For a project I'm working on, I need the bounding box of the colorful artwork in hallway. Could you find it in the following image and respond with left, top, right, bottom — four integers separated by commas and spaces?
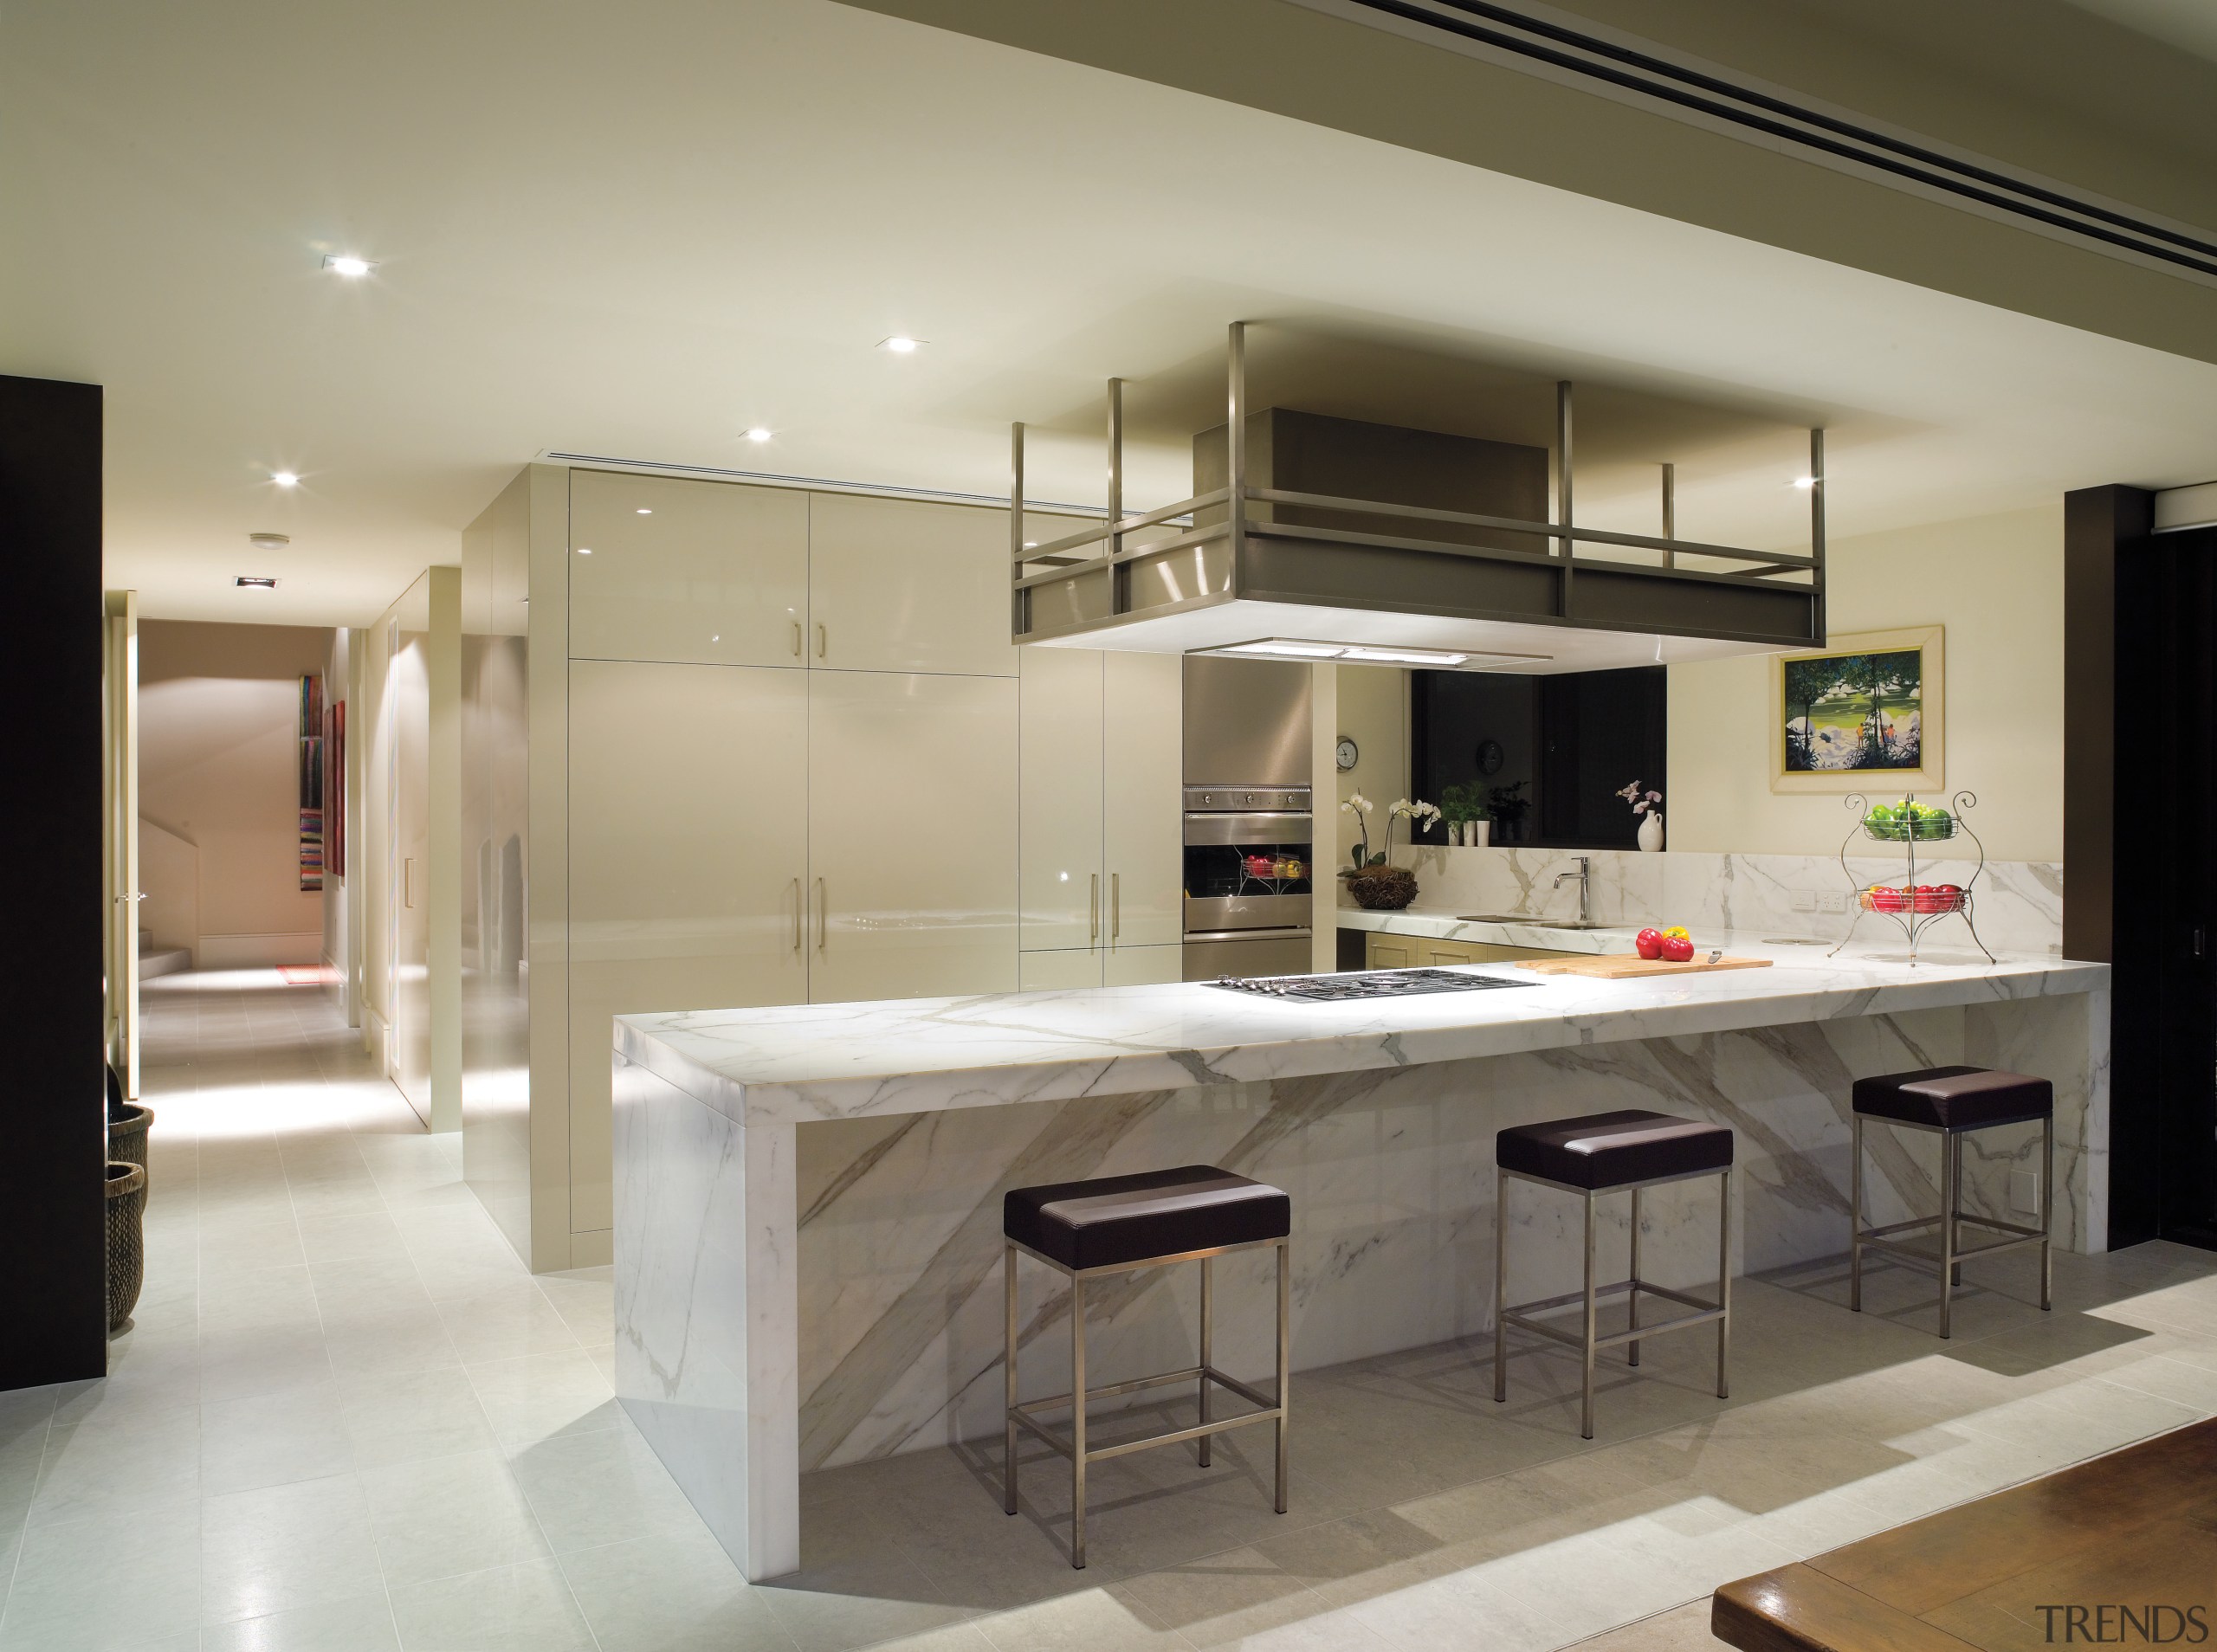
298, 672, 324, 890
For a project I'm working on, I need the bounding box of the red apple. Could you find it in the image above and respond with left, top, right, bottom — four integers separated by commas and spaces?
1634, 927, 1664, 960
1659, 935, 1696, 964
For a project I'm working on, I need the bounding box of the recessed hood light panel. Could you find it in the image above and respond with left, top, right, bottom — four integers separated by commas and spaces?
1196, 637, 1552, 670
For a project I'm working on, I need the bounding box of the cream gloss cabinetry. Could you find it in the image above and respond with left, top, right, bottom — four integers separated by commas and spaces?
806, 493, 1019, 677
566, 659, 810, 1230
1017, 647, 1183, 987
805, 671, 1018, 1004
568, 469, 808, 668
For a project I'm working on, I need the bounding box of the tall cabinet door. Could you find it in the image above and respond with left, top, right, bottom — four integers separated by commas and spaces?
808, 672, 1018, 1004
807, 494, 1018, 677
1019, 648, 1103, 956
1102, 650, 1184, 952
569, 470, 809, 669
567, 661, 808, 1232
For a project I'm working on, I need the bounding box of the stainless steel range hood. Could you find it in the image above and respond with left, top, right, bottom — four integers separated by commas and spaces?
1010, 324, 1826, 674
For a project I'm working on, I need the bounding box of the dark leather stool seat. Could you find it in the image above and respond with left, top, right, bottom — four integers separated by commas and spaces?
1003, 1164, 1290, 1568
1004, 1165, 1290, 1272
1852, 1066, 2052, 1132
1494, 1109, 1734, 1440
1497, 1110, 1734, 1191
1849, 1065, 2054, 1337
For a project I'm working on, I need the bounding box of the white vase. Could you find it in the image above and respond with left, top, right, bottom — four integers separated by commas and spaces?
1638, 811, 1664, 853
1470, 820, 1491, 848
1448, 822, 1465, 847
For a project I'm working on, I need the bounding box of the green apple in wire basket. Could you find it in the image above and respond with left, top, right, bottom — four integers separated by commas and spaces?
1862, 799, 1954, 839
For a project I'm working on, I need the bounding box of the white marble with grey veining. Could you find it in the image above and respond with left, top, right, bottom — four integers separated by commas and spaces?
1384, 843, 2063, 958
614, 945, 2108, 1579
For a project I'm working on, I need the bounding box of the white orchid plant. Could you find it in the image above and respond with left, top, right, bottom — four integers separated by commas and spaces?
1339, 791, 1376, 870
1342, 791, 1442, 871
1615, 780, 1663, 816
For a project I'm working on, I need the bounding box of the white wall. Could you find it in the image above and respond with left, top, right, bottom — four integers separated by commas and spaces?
138, 620, 334, 965
1331, 664, 1411, 868
1668, 502, 2064, 864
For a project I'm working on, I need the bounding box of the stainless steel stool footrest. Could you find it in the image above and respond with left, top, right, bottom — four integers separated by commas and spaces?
1009, 1365, 1284, 1466
1502, 1277, 1725, 1353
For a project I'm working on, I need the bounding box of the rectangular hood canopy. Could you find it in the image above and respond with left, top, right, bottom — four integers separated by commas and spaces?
1011, 324, 1826, 674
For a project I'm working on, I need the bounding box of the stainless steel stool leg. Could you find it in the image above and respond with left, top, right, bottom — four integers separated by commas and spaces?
1493, 1165, 1509, 1404
2040, 1114, 2054, 1312
1197, 1255, 1213, 1468
1849, 1113, 1864, 1313
1004, 1242, 1018, 1516
1070, 1274, 1088, 1568
1938, 1132, 1958, 1339
1580, 1189, 1598, 1442
1627, 1184, 1642, 1369
1716, 1166, 1732, 1400
1274, 1238, 1289, 1515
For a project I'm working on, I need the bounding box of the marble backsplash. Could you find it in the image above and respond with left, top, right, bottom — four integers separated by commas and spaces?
1384, 844, 2065, 958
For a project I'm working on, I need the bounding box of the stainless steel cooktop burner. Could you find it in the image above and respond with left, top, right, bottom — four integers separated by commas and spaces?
1208, 968, 1542, 1002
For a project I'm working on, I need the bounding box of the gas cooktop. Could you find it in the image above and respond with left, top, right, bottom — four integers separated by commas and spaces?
1208, 968, 1542, 1002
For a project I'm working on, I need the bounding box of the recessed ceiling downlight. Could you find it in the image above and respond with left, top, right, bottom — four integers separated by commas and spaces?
271, 471, 299, 487
236, 576, 279, 590
249, 531, 290, 552
878, 335, 923, 353
322, 254, 375, 277
743, 428, 773, 443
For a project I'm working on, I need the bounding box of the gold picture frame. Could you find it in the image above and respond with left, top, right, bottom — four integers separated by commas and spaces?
1770, 625, 1943, 794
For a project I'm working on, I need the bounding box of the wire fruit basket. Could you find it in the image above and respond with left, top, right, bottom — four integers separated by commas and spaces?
1831, 791, 1993, 965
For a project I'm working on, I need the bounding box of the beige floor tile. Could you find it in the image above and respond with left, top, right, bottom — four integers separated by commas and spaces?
508, 1423, 701, 1553
358, 1449, 553, 1587
332, 1366, 499, 1470
202, 1591, 403, 1651
973, 1584, 1185, 1652
558, 1524, 796, 1651
1565, 1599, 1727, 1649
29, 1402, 204, 1526
0, 1497, 204, 1652
465, 1349, 619, 1450
435, 1286, 581, 1364
201, 1384, 357, 1495
386, 1558, 597, 1652
1115, 1545, 1336, 1649
201, 1472, 384, 1625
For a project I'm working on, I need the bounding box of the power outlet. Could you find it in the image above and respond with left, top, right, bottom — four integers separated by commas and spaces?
1817, 890, 1851, 914
2010, 1170, 2041, 1215
1789, 890, 1816, 912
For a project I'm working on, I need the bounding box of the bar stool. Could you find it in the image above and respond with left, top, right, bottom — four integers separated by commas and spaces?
1002, 1164, 1290, 1569
1493, 1110, 1734, 1440
1851, 1065, 2053, 1338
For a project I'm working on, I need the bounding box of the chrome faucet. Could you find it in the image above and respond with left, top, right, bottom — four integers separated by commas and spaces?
1553, 855, 1592, 926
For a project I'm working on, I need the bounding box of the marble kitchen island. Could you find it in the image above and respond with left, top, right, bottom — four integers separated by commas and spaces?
611, 941, 2110, 1580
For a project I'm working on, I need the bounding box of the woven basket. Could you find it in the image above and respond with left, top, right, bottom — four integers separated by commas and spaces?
107, 1103, 153, 1175
105, 1162, 147, 1335
1345, 866, 1419, 911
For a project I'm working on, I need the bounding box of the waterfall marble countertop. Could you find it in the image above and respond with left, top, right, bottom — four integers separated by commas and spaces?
615, 931, 2109, 1130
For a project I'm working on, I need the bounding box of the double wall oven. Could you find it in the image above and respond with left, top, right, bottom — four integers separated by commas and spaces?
1181, 656, 1315, 980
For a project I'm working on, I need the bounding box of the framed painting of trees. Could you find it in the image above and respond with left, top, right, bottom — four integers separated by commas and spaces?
1770, 625, 1943, 793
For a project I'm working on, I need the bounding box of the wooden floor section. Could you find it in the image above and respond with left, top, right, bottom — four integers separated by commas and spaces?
1713, 1416, 2217, 1649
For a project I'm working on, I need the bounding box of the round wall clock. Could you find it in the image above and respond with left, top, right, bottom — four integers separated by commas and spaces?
1335, 736, 1359, 772
1476, 739, 1505, 776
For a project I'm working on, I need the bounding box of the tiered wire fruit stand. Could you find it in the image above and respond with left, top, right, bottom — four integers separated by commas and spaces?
1829, 791, 1995, 965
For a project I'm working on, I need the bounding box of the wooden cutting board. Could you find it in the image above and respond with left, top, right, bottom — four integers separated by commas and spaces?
1516, 952, 1774, 980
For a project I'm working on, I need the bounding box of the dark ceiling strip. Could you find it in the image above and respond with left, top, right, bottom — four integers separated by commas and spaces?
1344, 0, 2217, 281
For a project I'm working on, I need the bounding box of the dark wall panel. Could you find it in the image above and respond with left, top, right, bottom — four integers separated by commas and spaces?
0, 375, 107, 1388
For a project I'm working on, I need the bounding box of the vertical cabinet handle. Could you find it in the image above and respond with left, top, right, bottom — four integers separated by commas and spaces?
1111, 873, 1120, 945
816, 878, 827, 953
815, 623, 827, 660
791, 878, 803, 952
791, 620, 803, 658
1090, 873, 1099, 945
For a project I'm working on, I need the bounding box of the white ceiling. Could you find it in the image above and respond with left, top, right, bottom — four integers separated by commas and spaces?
6, 0, 2217, 625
